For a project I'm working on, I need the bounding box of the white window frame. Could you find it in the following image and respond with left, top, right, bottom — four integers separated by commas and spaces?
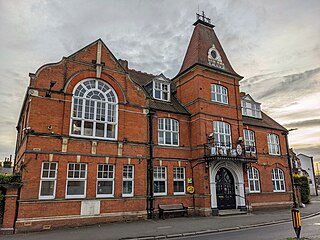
153, 81, 170, 101
211, 84, 228, 104
96, 164, 115, 198
243, 129, 256, 153
158, 118, 179, 146
39, 162, 58, 200
213, 121, 232, 148
70, 79, 118, 140
268, 134, 280, 156
173, 167, 185, 195
272, 168, 286, 192
247, 167, 260, 193
154, 166, 167, 196
122, 165, 134, 197
66, 163, 87, 199
241, 100, 262, 118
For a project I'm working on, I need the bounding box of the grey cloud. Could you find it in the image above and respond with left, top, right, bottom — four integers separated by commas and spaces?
293, 144, 320, 162
242, 67, 320, 101
284, 119, 320, 129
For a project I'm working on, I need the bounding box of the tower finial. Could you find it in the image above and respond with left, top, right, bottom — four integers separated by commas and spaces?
196, 11, 211, 24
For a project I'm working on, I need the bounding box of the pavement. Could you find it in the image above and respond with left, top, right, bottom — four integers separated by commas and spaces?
3, 195, 320, 240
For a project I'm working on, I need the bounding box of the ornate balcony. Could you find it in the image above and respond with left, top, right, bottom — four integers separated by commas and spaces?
204, 142, 258, 164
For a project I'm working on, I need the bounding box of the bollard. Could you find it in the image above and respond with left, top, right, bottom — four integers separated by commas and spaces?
291, 208, 301, 239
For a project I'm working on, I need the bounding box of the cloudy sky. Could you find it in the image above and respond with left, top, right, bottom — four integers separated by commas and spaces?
0, 0, 319, 162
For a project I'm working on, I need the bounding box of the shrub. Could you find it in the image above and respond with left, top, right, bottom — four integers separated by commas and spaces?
293, 175, 310, 204
0, 174, 21, 185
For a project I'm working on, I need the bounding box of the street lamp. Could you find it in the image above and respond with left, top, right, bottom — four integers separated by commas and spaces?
282, 128, 298, 208
282, 128, 301, 239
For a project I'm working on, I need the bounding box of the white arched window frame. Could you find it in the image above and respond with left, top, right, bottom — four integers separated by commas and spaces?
247, 167, 260, 193
211, 84, 228, 104
158, 118, 179, 146
272, 168, 285, 192
213, 121, 231, 148
70, 79, 118, 140
268, 134, 280, 155
243, 129, 256, 153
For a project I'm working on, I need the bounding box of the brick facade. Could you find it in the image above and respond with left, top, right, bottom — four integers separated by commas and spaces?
10, 19, 292, 232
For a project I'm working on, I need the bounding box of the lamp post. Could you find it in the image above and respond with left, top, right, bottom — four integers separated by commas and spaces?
282, 128, 302, 238
282, 128, 298, 208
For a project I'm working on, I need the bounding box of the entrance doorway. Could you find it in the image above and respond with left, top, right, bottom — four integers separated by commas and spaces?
215, 167, 236, 209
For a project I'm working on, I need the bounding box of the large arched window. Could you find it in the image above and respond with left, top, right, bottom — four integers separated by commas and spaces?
70, 79, 118, 139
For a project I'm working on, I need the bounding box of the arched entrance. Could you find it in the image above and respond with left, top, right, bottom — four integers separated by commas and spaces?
215, 167, 236, 209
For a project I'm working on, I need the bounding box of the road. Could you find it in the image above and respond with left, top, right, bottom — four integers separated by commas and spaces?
174, 214, 320, 240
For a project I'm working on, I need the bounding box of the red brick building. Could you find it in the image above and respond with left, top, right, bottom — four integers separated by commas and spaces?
9, 16, 292, 232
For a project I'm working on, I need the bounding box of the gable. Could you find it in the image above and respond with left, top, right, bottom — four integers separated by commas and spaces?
67, 39, 126, 73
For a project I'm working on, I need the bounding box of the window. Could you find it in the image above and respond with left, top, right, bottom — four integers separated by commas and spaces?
39, 162, 58, 199
272, 168, 285, 192
211, 84, 228, 104
66, 163, 87, 198
243, 129, 256, 153
70, 79, 118, 139
174, 167, 185, 195
247, 167, 260, 193
154, 166, 167, 196
123, 165, 134, 197
97, 164, 115, 197
268, 134, 280, 155
153, 81, 170, 101
241, 100, 261, 118
214, 121, 231, 148
158, 118, 179, 146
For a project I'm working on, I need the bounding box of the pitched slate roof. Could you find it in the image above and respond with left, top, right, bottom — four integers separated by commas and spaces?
127, 69, 190, 115
243, 112, 287, 131
178, 20, 241, 78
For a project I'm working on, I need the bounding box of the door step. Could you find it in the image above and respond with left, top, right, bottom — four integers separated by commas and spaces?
218, 209, 247, 216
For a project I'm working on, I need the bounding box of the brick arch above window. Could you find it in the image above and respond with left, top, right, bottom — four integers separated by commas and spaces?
64, 71, 126, 103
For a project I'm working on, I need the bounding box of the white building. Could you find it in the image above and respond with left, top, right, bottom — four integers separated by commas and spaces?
297, 154, 318, 196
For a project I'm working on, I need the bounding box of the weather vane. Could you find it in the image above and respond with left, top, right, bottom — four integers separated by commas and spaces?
196, 11, 211, 24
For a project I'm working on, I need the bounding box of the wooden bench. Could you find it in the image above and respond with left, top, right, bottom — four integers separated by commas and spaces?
158, 203, 188, 219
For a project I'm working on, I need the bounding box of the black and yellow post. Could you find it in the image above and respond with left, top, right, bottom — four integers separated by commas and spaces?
291, 208, 301, 239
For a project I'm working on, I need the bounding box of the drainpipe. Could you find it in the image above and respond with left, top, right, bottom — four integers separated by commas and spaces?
147, 110, 155, 219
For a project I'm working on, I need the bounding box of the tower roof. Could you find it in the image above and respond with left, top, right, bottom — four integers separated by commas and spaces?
177, 17, 241, 78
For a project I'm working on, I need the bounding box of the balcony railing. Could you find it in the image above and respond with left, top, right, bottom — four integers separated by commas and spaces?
204, 142, 258, 163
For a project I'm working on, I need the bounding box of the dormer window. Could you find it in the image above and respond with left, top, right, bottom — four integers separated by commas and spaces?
241, 101, 261, 118
241, 94, 262, 118
153, 81, 170, 101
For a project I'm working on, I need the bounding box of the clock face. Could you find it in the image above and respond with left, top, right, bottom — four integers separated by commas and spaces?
210, 50, 217, 59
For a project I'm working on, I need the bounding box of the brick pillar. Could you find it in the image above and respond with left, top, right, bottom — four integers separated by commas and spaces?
2, 186, 19, 234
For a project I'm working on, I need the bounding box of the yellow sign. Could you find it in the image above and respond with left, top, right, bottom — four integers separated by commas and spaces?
187, 186, 195, 194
